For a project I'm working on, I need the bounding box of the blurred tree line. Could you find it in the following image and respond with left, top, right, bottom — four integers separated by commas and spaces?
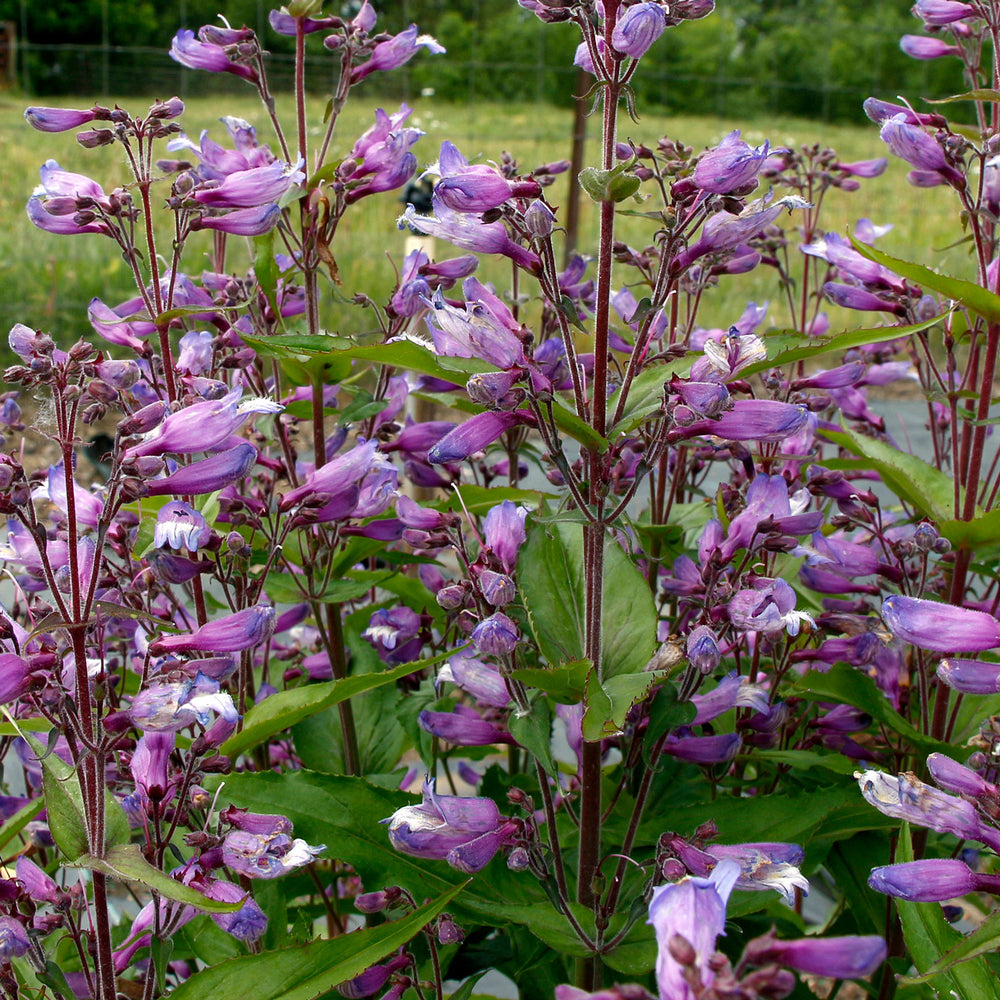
2, 0, 966, 123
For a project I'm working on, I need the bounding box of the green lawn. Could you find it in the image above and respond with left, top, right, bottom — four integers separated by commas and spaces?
0, 91, 973, 354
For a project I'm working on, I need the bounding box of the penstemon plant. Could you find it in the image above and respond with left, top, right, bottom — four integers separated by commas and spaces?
6, 0, 1000, 998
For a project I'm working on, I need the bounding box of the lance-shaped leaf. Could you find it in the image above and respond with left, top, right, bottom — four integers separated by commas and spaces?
166, 883, 465, 1000
849, 235, 1000, 325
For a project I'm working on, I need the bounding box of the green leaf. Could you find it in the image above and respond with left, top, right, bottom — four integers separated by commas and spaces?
510, 659, 591, 702
519, 521, 657, 681
849, 236, 1000, 325
221, 650, 455, 759
822, 426, 958, 522
253, 230, 279, 317
610, 362, 673, 437
239, 333, 353, 384
893, 823, 998, 997
508, 696, 556, 774
642, 683, 696, 765
0, 797, 44, 852
583, 670, 663, 742
750, 749, 857, 776
901, 904, 1000, 985
69, 844, 243, 913
167, 883, 466, 1000
926, 88, 1000, 103
738, 316, 942, 379
14, 727, 130, 859
939, 508, 1000, 548
787, 665, 947, 756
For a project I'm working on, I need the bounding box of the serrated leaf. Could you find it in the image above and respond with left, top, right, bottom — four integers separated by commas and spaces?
849, 236, 1000, 325
738, 315, 942, 379
822, 425, 958, 522
68, 844, 245, 912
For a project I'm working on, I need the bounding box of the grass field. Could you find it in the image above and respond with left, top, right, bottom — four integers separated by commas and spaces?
0, 91, 975, 356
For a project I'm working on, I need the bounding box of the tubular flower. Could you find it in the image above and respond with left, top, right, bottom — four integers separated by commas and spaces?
648, 858, 741, 1000
385, 779, 519, 873
881, 594, 1000, 653
611, 2, 668, 59
694, 131, 769, 194
350, 25, 445, 84
869, 859, 1000, 901
148, 605, 276, 656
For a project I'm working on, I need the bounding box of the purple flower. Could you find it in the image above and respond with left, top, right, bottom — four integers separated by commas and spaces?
385, 779, 518, 873
433, 141, 539, 213
204, 879, 268, 940
15, 856, 60, 904
144, 443, 258, 496
672, 197, 801, 271
483, 501, 529, 572
938, 657, 1000, 693
856, 769, 1000, 849
914, 0, 977, 25
686, 626, 721, 675
193, 159, 303, 208
419, 705, 515, 746
0, 653, 32, 706
0, 917, 31, 960
691, 672, 768, 724
25, 105, 105, 132
647, 858, 740, 1000
154, 501, 211, 552
429, 410, 534, 464
729, 578, 815, 637
662, 732, 741, 764
882, 594, 1000, 653
127, 389, 281, 459
471, 612, 520, 656
423, 286, 527, 369
438, 654, 511, 708
350, 25, 445, 84
280, 440, 379, 510
169, 29, 258, 80
745, 931, 886, 979
822, 282, 903, 315
611, 2, 668, 59
900, 34, 962, 59
362, 607, 423, 665
879, 115, 964, 187
149, 605, 276, 656
339, 956, 410, 999
191, 203, 281, 236
675, 398, 809, 444
223, 827, 325, 879
130, 675, 239, 732
869, 859, 998, 901
399, 196, 540, 272
694, 131, 769, 194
